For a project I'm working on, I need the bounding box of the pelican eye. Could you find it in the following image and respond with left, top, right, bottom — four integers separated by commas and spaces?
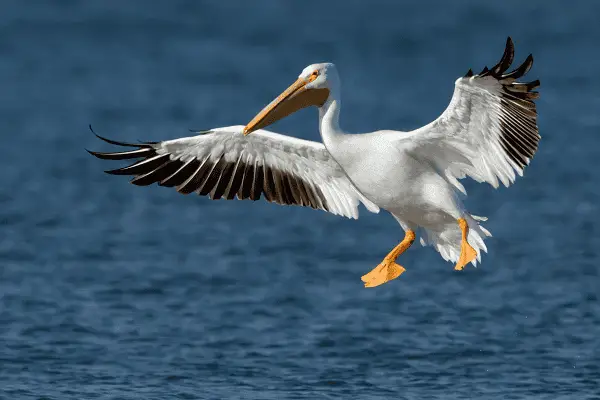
309, 70, 319, 81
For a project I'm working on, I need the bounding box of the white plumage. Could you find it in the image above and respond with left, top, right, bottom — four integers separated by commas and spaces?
89, 37, 540, 287
157, 126, 380, 218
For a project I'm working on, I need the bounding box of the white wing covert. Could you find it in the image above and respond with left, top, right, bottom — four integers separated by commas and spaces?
88, 125, 379, 219
400, 37, 541, 194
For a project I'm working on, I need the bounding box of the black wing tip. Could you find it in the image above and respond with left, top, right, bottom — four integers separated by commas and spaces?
468, 37, 539, 97
86, 148, 103, 158
528, 79, 541, 90
495, 37, 515, 74
89, 125, 116, 145
87, 147, 120, 160
103, 167, 142, 176
502, 53, 535, 81
88, 124, 155, 148
524, 54, 535, 71
480, 38, 514, 77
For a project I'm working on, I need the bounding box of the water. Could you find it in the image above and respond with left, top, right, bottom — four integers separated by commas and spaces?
1, 1, 599, 399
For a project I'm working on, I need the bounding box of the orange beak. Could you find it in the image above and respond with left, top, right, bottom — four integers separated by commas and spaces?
243, 75, 329, 135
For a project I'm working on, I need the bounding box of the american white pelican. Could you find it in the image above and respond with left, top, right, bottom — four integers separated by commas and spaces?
89, 37, 540, 288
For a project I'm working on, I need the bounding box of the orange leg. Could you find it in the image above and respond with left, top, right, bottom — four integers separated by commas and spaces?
454, 218, 477, 271
361, 230, 416, 288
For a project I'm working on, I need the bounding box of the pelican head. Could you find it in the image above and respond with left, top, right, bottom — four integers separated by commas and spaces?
243, 63, 338, 135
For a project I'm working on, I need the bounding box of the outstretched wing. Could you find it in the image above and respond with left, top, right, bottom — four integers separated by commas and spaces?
399, 37, 540, 194
88, 125, 379, 219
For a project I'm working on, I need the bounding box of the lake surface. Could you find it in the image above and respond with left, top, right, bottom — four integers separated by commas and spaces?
1, 1, 599, 399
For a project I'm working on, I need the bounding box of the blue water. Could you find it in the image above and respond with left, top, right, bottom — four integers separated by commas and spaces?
1, 1, 599, 399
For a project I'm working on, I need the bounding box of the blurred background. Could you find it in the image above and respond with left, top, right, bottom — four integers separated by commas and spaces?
1, 1, 599, 399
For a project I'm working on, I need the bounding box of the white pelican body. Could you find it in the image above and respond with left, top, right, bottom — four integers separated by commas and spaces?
89, 37, 540, 287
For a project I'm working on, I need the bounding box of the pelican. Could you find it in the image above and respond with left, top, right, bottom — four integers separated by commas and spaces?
88, 37, 540, 288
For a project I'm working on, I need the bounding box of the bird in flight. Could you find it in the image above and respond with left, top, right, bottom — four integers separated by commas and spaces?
88, 37, 540, 288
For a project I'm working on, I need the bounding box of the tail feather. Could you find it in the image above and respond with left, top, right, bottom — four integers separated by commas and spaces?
420, 213, 492, 267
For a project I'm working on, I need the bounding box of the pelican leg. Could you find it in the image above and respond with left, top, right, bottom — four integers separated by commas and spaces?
361, 230, 416, 288
454, 218, 477, 271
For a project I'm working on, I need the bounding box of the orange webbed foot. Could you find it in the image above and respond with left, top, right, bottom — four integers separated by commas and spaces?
454, 218, 477, 271
362, 260, 406, 288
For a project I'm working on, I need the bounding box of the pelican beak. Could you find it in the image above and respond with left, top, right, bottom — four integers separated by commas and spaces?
243, 75, 329, 135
